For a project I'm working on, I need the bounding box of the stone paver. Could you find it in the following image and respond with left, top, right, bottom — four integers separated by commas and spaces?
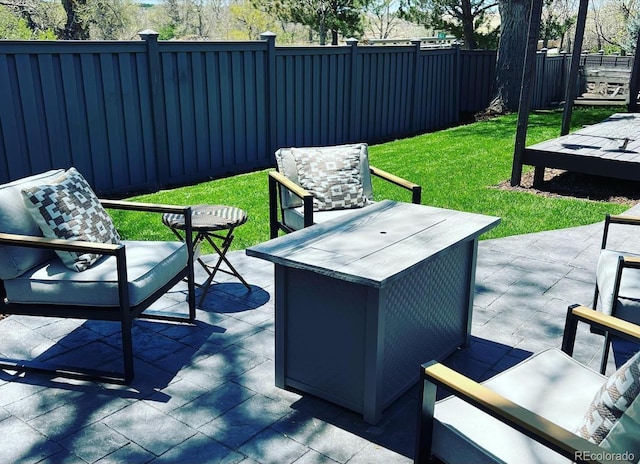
1, 203, 639, 463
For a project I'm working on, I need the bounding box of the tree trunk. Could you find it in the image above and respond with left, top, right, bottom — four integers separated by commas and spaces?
319, 20, 326, 45
488, 0, 532, 113
461, 0, 478, 50
61, 0, 89, 39
331, 29, 338, 45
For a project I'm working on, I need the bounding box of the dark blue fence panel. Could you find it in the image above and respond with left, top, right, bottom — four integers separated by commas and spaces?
272, 47, 352, 150
541, 54, 568, 105
353, 45, 417, 143
2, 36, 610, 195
157, 41, 270, 185
0, 41, 155, 195
459, 50, 496, 113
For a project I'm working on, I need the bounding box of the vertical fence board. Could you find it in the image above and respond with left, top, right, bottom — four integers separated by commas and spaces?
205, 52, 223, 171
0, 54, 28, 178
59, 54, 90, 177
38, 54, 68, 169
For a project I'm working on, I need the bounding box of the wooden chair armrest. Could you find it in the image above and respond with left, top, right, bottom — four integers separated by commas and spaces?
0, 232, 122, 255
621, 255, 640, 268
562, 305, 640, 354
268, 171, 313, 201
268, 170, 315, 237
100, 199, 192, 216
370, 166, 422, 204
419, 361, 630, 464
100, 200, 194, 259
601, 214, 640, 249
608, 214, 640, 226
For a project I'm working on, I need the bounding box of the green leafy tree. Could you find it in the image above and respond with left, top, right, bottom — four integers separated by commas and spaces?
399, 0, 499, 49
75, 0, 138, 39
0, 4, 34, 38
0, 3, 58, 38
253, 0, 371, 45
228, 0, 282, 40
60, 0, 89, 39
539, 0, 575, 49
0, 0, 63, 37
625, 12, 640, 53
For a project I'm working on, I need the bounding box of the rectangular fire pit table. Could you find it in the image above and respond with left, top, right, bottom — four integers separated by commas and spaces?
246, 200, 500, 423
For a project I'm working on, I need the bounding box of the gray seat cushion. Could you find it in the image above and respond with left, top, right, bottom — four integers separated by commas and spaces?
596, 248, 640, 324
432, 348, 606, 464
3, 240, 187, 307
0, 169, 65, 279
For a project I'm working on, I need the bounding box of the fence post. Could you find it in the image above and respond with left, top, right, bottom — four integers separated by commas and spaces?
346, 37, 359, 141
261, 31, 277, 162
453, 44, 461, 124
411, 39, 423, 134
139, 29, 168, 189
537, 49, 548, 109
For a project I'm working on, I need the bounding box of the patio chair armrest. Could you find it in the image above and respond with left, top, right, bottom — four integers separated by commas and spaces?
416, 360, 630, 464
601, 214, 640, 249
562, 305, 640, 354
607, 214, 640, 226
267, 171, 313, 201
100, 200, 194, 258
268, 171, 314, 237
370, 166, 422, 204
0, 232, 122, 255
99, 199, 191, 216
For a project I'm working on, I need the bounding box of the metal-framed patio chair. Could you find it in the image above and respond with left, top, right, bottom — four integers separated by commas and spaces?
268, 143, 422, 238
0, 168, 196, 384
415, 304, 640, 464
593, 213, 640, 373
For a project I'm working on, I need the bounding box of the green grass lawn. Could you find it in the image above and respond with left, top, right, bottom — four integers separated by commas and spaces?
109, 107, 631, 252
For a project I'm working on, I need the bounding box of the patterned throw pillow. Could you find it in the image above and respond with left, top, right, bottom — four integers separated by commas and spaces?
575, 350, 640, 445
291, 146, 367, 211
21, 168, 121, 272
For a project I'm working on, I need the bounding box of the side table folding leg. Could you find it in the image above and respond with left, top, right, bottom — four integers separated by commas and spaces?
163, 205, 251, 305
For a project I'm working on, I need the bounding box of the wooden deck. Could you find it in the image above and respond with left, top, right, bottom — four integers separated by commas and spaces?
523, 113, 640, 182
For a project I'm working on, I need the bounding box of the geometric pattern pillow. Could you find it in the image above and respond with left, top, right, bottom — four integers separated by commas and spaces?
20, 167, 121, 272
575, 350, 640, 444
291, 146, 367, 211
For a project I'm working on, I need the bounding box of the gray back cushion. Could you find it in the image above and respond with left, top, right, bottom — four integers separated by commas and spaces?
274, 143, 374, 209
0, 169, 65, 279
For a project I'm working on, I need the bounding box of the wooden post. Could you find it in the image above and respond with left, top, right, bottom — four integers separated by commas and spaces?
560, 0, 589, 135
628, 29, 640, 112
510, 0, 544, 186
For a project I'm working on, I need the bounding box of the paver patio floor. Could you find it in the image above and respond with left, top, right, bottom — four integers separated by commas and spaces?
1, 203, 639, 463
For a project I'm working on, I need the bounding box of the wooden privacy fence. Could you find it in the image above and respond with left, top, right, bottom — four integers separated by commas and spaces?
0, 33, 585, 196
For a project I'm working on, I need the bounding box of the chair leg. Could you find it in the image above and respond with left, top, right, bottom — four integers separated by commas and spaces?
121, 317, 134, 383
600, 332, 612, 374
269, 174, 280, 239
415, 363, 438, 464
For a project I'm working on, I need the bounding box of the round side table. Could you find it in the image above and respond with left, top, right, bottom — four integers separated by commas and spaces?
163, 205, 250, 304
